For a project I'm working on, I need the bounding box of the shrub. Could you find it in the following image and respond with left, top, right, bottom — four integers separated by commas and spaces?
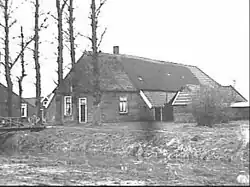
187, 86, 234, 127
0, 133, 19, 155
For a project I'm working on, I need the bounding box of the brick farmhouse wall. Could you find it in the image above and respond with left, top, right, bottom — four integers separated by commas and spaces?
44, 95, 56, 123
230, 107, 249, 120
0, 85, 20, 117
173, 105, 195, 123
45, 91, 154, 124
0, 84, 36, 118
173, 105, 250, 123
100, 92, 154, 123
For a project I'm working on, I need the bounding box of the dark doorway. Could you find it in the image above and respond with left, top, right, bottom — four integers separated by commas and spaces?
55, 95, 62, 122
155, 107, 161, 121
79, 98, 87, 123
162, 103, 174, 121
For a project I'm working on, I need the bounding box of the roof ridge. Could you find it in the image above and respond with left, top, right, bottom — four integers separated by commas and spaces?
100, 52, 198, 68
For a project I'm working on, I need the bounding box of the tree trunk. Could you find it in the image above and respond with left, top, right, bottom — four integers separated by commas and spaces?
91, 0, 102, 126
18, 26, 25, 119
55, 0, 65, 125
3, 0, 13, 117
18, 79, 22, 118
34, 0, 42, 124
57, 0, 63, 85
68, 0, 77, 122
69, 0, 76, 66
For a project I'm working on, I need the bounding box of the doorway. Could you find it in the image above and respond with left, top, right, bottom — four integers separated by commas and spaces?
162, 103, 174, 121
79, 98, 87, 123
155, 107, 162, 121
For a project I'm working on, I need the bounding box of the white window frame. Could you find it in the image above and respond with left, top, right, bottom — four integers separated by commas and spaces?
43, 101, 47, 107
42, 98, 48, 107
78, 97, 87, 123
21, 103, 28, 117
40, 108, 45, 122
64, 96, 72, 116
119, 96, 128, 114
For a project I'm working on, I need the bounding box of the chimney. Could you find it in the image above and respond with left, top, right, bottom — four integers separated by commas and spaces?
233, 79, 236, 88
113, 46, 119, 54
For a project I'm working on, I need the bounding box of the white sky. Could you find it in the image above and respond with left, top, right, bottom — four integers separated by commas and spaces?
0, 0, 249, 101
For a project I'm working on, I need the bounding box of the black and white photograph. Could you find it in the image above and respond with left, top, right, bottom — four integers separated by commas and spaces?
0, 0, 249, 185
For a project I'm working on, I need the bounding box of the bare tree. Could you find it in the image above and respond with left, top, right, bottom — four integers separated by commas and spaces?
68, 0, 75, 66
89, 0, 107, 125
33, 0, 42, 123
0, 0, 14, 117
56, 0, 67, 86
55, 0, 68, 125
0, 0, 35, 117
17, 26, 26, 118
67, 0, 77, 121
30, 0, 50, 123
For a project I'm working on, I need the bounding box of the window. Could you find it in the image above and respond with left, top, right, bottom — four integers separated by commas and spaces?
119, 96, 128, 114
42, 97, 48, 107
40, 108, 46, 122
64, 96, 72, 116
79, 98, 87, 123
21, 103, 27, 117
138, 76, 143, 81
43, 100, 48, 107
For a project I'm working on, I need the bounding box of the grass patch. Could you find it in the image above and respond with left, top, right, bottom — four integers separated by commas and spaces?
0, 120, 249, 185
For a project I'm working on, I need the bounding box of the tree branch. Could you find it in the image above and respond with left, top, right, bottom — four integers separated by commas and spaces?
9, 10, 49, 70
0, 22, 4, 28
97, 27, 107, 49
63, 29, 70, 38
10, 35, 35, 69
52, 74, 58, 86
8, 19, 16, 28
96, 0, 107, 17
81, 33, 92, 42
64, 42, 70, 51
50, 13, 58, 21
61, 0, 68, 13
30, 0, 36, 7
39, 17, 49, 30
0, 0, 3, 8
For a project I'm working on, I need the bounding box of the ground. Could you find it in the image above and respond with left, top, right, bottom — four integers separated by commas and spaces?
0, 120, 249, 185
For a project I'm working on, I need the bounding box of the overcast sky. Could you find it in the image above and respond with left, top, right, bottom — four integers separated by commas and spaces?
0, 0, 249, 101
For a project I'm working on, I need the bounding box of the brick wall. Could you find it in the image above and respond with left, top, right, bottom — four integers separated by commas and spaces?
230, 107, 249, 120
100, 92, 154, 123
0, 84, 36, 118
173, 105, 195, 123
47, 93, 200, 124
49, 91, 154, 124
45, 95, 56, 122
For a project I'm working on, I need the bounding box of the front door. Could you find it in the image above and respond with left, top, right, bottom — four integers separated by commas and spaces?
162, 103, 174, 121
155, 107, 162, 121
79, 98, 87, 123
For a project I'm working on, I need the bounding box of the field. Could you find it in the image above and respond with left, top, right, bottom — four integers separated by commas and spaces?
0, 120, 249, 185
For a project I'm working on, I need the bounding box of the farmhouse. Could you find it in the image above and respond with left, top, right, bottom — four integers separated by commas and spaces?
230, 101, 249, 120
45, 46, 247, 124
0, 82, 36, 119
23, 96, 52, 122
